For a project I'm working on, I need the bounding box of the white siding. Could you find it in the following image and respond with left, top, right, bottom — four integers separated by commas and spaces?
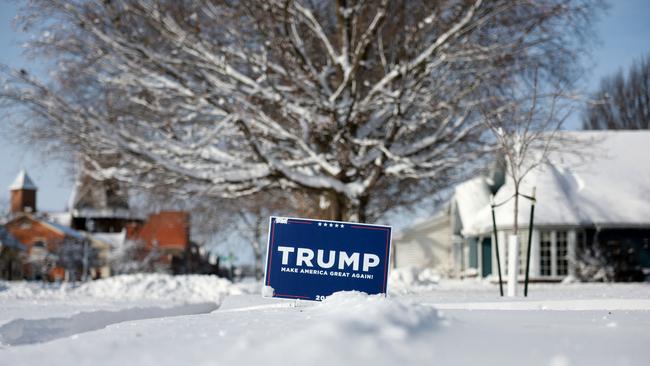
393, 215, 453, 274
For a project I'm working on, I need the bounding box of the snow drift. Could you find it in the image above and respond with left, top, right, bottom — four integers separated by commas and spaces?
0, 273, 243, 303
229, 291, 442, 366
388, 267, 440, 294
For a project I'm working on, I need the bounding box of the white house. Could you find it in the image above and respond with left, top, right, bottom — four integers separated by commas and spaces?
393, 130, 650, 281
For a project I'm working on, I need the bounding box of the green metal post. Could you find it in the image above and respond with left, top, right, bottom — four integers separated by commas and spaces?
524, 188, 536, 297
491, 203, 504, 297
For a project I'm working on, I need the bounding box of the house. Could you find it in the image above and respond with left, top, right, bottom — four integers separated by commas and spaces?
392, 130, 650, 282
3, 168, 216, 279
68, 170, 142, 233
125, 211, 205, 274
391, 176, 495, 277
391, 211, 454, 275
3, 170, 106, 281
66, 169, 204, 275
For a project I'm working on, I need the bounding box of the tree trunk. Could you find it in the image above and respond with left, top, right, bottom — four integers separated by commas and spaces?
329, 192, 368, 223
252, 214, 265, 280
513, 184, 519, 235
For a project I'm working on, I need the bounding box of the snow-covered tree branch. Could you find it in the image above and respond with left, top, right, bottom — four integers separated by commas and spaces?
0, 0, 602, 221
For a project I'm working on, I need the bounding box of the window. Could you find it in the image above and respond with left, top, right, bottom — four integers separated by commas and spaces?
540, 231, 552, 276
556, 231, 568, 276
538, 229, 575, 277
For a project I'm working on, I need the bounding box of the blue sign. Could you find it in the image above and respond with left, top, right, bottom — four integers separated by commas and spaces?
263, 216, 392, 301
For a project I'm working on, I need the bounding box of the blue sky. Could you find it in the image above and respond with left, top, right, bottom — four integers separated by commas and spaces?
1, 0, 650, 212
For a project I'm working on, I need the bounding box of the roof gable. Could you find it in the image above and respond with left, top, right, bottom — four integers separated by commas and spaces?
9, 170, 37, 191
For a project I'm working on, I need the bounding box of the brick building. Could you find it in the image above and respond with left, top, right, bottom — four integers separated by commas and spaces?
2, 170, 106, 281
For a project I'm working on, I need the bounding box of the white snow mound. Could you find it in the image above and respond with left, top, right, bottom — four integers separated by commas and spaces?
0, 274, 243, 303
317, 291, 440, 339
388, 267, 440, 294
74, 274, 243, 302
232, 291, 441, 365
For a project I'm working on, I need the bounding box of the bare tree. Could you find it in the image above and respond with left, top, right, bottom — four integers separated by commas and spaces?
1, 0, 602, 222
583, 54, 650, 130
480, 71, 589, 295
481, 73, 576, 237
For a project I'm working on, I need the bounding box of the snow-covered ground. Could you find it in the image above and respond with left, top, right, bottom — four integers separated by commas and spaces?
1, 273, 649, 366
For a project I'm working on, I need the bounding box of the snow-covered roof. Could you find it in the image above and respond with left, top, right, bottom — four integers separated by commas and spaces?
68, 170, 131, 217
92, 231, 126, 249
46, 212, 72, 227
395, 209, 449, 241
453, 176, 492, 233
9, 170, 37, 190
466, 130, 650, 235
41, 220, 87, 240
71, 208, 141, 220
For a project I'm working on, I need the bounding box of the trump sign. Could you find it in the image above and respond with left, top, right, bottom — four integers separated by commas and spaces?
263, 217, 392, 301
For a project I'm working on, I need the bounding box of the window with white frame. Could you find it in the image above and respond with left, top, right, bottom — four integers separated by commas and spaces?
538, 229, 575, 277
540, 231, 552, 276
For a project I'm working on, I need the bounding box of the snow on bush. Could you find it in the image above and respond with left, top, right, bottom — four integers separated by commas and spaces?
0, 274, 244, 303
388, 267, 440, 294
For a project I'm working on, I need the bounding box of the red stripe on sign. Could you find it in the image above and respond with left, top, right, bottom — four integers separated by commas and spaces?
288, 220, 313, 225
266, 221, 276, 286
383, 230, 389, 293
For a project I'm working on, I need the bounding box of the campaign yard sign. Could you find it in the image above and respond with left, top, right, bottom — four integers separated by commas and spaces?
263, 216, 392, 301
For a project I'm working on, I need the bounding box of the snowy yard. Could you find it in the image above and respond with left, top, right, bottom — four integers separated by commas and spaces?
1, 274, 649, 366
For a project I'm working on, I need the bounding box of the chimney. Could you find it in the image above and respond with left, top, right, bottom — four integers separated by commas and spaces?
9, 170, 38, 214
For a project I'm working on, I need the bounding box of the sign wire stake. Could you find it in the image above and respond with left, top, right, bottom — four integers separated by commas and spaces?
524, 187, 536, 297
491, 196, 504, 297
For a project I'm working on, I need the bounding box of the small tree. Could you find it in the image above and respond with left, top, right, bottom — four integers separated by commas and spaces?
481, 73, 576, 237
480, 72, 582, 295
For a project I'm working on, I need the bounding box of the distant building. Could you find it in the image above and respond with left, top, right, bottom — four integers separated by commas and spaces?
391, 212, 453, 275
3, 170, 106, 281
9, 170, 37, 214
125, 211, 190, 272
393, 131, 650, 282
2, 168, 216, 280
68, 171, 142, 233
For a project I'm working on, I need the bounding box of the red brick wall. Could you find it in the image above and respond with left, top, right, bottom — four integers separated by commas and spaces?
128, 211, 190, 251
10, 189, 36, 214
5, 216, 64, 253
